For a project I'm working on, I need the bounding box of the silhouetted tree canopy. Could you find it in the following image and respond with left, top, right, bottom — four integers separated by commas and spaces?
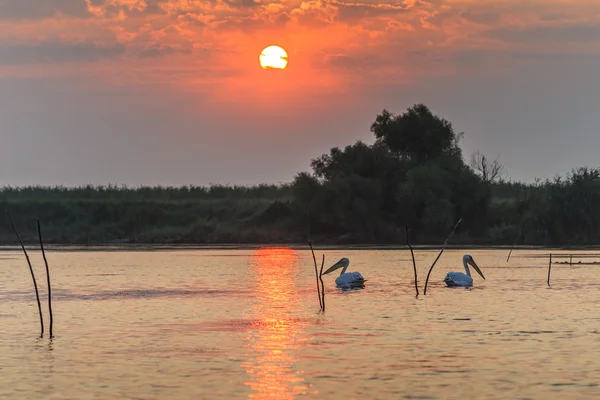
291, 104, 490, 243
370, 104, 462, 163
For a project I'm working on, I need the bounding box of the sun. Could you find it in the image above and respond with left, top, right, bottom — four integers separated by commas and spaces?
259, 45, 288, 70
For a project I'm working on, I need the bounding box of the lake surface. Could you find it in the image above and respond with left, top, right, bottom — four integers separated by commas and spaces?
1, 247, 600, 399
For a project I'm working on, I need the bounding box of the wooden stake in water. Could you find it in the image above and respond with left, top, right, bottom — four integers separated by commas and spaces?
7, 212, 44, 337
405, 226, 419, 298
423, 218, 463, 296
547, 253, 552, 286
308, 240, 322, 311
38, 220, 53, 338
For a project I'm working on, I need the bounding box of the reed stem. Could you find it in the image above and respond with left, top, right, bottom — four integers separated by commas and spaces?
423, 218, 462, 295
405, 226, 419, 297
38, 220, 53, 338
547, 253, 552, 286
308, 240, 322, 311
319, 254, 326, 312
7, 211, 44, 337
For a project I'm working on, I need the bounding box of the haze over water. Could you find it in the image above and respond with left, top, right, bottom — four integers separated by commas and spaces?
1, 248, 599, 399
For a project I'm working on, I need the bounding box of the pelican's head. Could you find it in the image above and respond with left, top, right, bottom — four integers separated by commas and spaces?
463, 254, 485, 279
322, 257, 350, 275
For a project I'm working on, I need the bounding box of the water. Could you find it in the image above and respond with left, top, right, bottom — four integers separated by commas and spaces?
1, 247, 600, 399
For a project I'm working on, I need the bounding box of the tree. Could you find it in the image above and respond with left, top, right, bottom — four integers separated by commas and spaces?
292, 103, 493, 243
470, 151, 505, 183
370, 104, 462, 163
304, 141, 405, 241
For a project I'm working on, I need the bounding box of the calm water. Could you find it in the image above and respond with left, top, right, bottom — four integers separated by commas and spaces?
1, 247, 600, 399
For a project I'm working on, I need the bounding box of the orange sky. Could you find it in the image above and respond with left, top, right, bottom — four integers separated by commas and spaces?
3, 0, 598, 99
0, 0, 599, 185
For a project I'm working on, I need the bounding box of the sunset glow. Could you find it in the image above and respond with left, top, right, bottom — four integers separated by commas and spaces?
1, 0, 599, 186
242, 247, 311, 399
259, 46, 288, 70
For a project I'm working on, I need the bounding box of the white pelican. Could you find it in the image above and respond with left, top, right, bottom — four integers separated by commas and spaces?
444, 254, 486, 287
322, 257, 366, 289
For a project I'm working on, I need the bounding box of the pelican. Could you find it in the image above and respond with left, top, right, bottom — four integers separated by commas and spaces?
444, 254, 486, 287
322, 257, 366, 289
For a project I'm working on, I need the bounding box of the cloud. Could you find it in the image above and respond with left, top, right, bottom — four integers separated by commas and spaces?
85, 0, 168, 18
486, 25, 600, 43
1, 0, 600, 90
459, 9, 502, 25
330, 0, 409, 23
136, 43, 192, 58
0, 41, 125, 64
0, 0, 91, 20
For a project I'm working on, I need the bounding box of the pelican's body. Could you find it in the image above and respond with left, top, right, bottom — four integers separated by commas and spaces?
322, 257, 366, 289
444, 254, 486, 287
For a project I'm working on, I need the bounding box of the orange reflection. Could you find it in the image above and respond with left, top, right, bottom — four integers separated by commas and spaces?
242, 247, 310, 399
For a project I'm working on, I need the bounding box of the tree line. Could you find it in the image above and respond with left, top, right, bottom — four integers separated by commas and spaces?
2, 104, 599, 246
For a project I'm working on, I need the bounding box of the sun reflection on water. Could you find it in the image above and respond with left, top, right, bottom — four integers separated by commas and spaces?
241, 247, 311, 399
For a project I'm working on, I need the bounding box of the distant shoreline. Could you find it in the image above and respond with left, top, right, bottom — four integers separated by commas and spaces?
0, 243, 598, 252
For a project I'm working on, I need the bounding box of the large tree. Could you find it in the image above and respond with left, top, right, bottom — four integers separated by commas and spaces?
370, 104, 462, 163
293, 103, 490, 243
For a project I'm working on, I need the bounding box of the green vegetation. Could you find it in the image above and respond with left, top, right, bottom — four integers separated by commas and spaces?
3, 104, 599, 246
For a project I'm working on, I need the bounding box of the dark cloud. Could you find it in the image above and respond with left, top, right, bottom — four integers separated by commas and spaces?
223, 0, 261, 8
486, 25, 600, 43
459, 9, 502, 25
214, 11, 290, 32
0, 41, 125, 64
0, 0, 91, 20
136, 44, 192, 58
87, 0, 167, 17
324, 52, 385, 70
331, 0, 408, 23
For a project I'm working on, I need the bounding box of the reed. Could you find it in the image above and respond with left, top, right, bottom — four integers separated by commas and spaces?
308, 240, 323, 311
506, 239, 517, 262
7, 211, 44, 337
405, 226, 419, 297
547, 253, 552, 286
423, 218, 462, 295
318, 254, 326, 312
38, 220, 53, 338
506, 216, 524, 262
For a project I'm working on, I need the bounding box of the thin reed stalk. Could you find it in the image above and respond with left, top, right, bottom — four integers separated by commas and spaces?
423, 218, 462, 296
547, 253, 552, 286
319, 254, 326, 312
506, 239, 518, 263
7, 211, 44, 337
308, 240, 322, 311
38, 220, 53, 338
405, 226, 419, 297
507, 219, 523, 262
508, 201, 530, 262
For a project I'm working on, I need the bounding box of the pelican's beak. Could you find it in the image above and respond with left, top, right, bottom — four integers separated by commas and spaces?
323, 260, 344, 275
468, 258, 486, 280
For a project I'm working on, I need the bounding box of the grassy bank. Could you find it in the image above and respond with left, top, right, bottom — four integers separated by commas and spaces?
0, 184, 521, 246
0, 185, 302, 244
